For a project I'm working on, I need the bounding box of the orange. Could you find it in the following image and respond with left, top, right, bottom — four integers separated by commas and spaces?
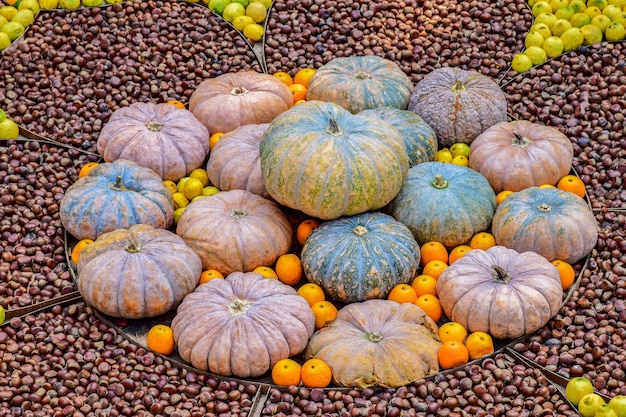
420, 241, 448, 266
311, 300, 338, 329
438, 321, 468, 343
448, 245, 472, 264
296, 219, 320, 246
289, 83, 307, 102
557, 174, 586, 198
78, 162, 99, 178
199, 269, 224, 284
465, 331, 495, 360
146, 324, 175, 356
300, 358, 332, 388
411, 274, 438, 297
166, 99, 185, 109
297, 282, 325, 307
272, 71, 293, 86
437, 340, 470, 369
552, 259, 576, 290
293, 67, 316, 88
271, 358, 301, 386
387, 283, 418, 304
422, 260, 448, 280
496, 190, 514, 205
275, 253, 303, 285
469, 232, 497, 251
414, 294, 443, 322
71, 238, 94, 264
209, 132, 224, 150
253, 266, 278, 279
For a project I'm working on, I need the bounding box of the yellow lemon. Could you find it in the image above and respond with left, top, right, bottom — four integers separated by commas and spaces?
532, 1, 553, 16
172, 192, 190, 209
511, 53, 533, 72
581, 23, 604, 44
163, 180, 178, 194
530, 22, 553, 38
584, 5, 602, 18
550, 0, 570, 10
182, 177, 204, 200
555, 5, 575, 19
202, 185, 220, 196
560, 27, 584, 51
0, 32, 10, 51
222, 2, 245, 22
605, 21, 626, 40
435, 148, 453, 163
245, 1, 266, 22
0, 6, 18, 20
250, 0, 271, 8
451, 155, 469, 167
1, 21, 24, 41
535, 12, 558, 27
591, 14, 612, 31
450, 142, 470, 158
523, 45, 548, 65
569, 0, 587, 12
243, 23, 264, 41
543, 35, 565, 57
173, 207, 186, 224
177, 176, 190, 193
0, 118, 19, 139
10, 9, 34, 27
551, 18, 573, 35
232, 14, 255, 31
189, 168, 210, 187
602, 4, 623, 20
17, 0, 39, 14
569, 11, 592, 26
525, 31, 545, 48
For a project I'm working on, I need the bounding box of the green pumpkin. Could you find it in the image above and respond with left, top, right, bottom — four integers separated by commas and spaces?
301, 212, 420, 303
388, 161, 497, 249
260, 100, 408, 220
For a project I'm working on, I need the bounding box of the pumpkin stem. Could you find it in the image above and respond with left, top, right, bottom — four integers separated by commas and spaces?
537, 203, 552, 213
365, 331, 383, 343
451, 79, 466, 93
227, 298, 251, 316
231, 86, 249, 96
325, 118, 343, 136
146, 120, 164, 132
109, 176, 129, 192
511, 132, 532, 147
353, 70, 371, 81
431, 174, 448, 189
230, 208, 248, 219
491, 265, 512, 284
125, 240, 141, 253
353, 225, 368, 236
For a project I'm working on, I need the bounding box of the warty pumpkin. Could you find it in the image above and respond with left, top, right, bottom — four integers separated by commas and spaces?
77, 224, 202, 319
172, 271, 315, 378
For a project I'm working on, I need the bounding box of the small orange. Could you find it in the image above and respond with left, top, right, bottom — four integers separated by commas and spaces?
209, 132, 224, 150
271, 358, 302, 386
296, 219, 320, 246
557, 174, 586, 198
552, 259, 576, 290
78, 162, 99, 178
437, 340, 470, 369
297, 282, 325, 307
300, 358, 332, 388
273, 71, 294, 86
411, 274, 438, 297
275, 253, 303, 285
311, 300, 338, 329
293, 67, 316, 88
420, 241, 448, 266
448, 245, 472, 264
438, 321, 468, 343
253, 266, 278, 279
199, 269, 224, 284
422, 260, 448, 280
387, 283, 418, 304
289, 83, 307, 102
414, 294, 443, 322
146, 324, 175, 356
496, 190, 514, 205
465, 331, 495, 360
469, 232, 497, 251
71, 239, 94, 265
166, 99, 186, 109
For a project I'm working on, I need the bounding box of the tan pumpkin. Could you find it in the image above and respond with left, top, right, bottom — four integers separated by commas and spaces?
304, 299, 441, 388
172, 271, 315, 378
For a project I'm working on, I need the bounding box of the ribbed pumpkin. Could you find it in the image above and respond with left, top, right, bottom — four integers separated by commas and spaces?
260, 100, 408, 220
301, 212, 420, 303
305, 55, 414, 113
60, 159, 174, 241
304, 299, 441, 388
96, 102, 210, 182
359, 107, 438, 168
469, 121, 574, 193
77, 224, 202, 319
175, 189, 292, 274
436, 246, 563, 340
172, 271, 315, 378
388, 162, 497, 249
189, 71, 294, 134
491, 187, 597, 263
206, 123, 271, 199
407, 67, 508, 147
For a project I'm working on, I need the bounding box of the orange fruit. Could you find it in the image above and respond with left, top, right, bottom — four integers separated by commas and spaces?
465, 331, 495, 360
411, 274, 438, 297
496, 190, 514, 205
146, 324, 175, 356
71, 238, 94, 264
414, 294, 443, 322
199, 269, 224, 284
275, 253, 303, 285
289, 83, 307, 102
420, 241, 449, 266
438, 321, 468, 343
297, 282, 325, 307
78, 162, 99, 178
166, 99, 185, 109
557, 174, 586, 198
311, 300, 338, 329
387, 283, 418, 304
209, 132, 224, 150
271, 358, 302, 386
296, 219, 320, 246
448, 245, 472, 264
437, 340, 470, 369
552, 259, 576, 290
273, 71, 293, 86
293, 67, 316, 88
300, 358, 332, 388
253, 266, 278, 279
422, 260, 448, 280
469, 232, 496, 251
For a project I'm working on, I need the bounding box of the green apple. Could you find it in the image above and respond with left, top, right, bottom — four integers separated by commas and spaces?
578, 393, 606, 417
565, 377, 595, 406
595, 404, 619, 417
609, 395, 626, 417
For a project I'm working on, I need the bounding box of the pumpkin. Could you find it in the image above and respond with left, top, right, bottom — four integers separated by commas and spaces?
60, 159, 174, 241
436, 246, 563, 340
359, 107, 438, 168
469, 121, 574, 193
305, 55, 414, 113
301, 212, 420, 303
175, 189, 292, 274
206, 123, 271, 199
407, 67, 508, 148
96, 102, 210, 182
260, 100, 408, 220
189, 71, 294, 134
77, 224, 201, 319
388, 161, 497, 249
491, 187, 597, 264
304, 299, 441, 388
172, 271, 315, 378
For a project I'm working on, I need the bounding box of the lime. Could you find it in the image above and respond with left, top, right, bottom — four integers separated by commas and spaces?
587, 0, 608, 9
560, 27, 584, 51
530, 22, 553, 38
59, 0, 80, 9
243, 22, 264, 40
1, 21, 24, 41
0, 118, 19, 139
591, 14, 612, 32
535, 12, 557, 27
584, 6, 602, 18
208, 0, 231, 14
17, 0, 39, 14
222, 2, 245, 22
245, 1, 266, 22
568, 0, 587, 12
250, 0, 271, 8
10, 9, 34, 27
511, 53, 533, 72
555, 5, 575, 19
525, 31, 545, 48
543, 35, 565, 57
605, 21, 626, 40
524, 45, 548, 65
532, 1, 553, 16
580, 23, 604, 44
550, 0, 569, 10
551, 18, 573, 35
602, 4, 623, 20
0, 32, 10, 50
39, 0, 59, 8
231, 0, 249, 6
0, 6, 18, 20
569, 12, 591, 26
232, 14, 254, 30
